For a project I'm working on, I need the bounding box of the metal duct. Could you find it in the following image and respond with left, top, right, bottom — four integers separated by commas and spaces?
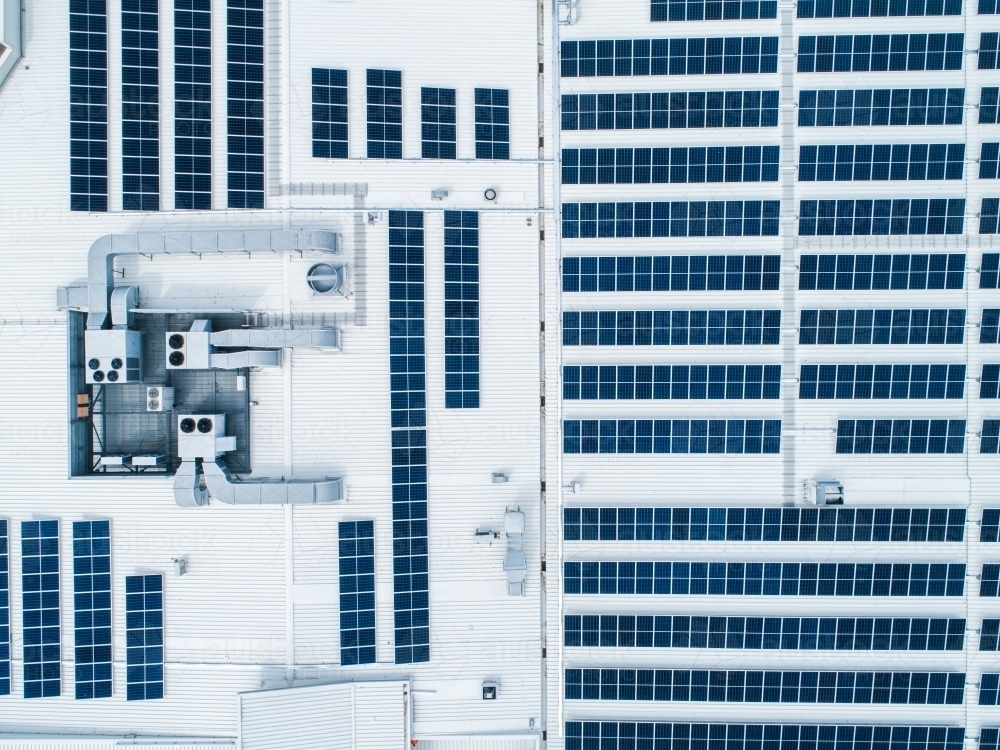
503, 509, 527, 596
109, 286, 136, 328
209, 350, 282, 369
173, 459, 208, 507
202, 459, 344, 505
85, 230, 340, 329
210, 328, 341, 350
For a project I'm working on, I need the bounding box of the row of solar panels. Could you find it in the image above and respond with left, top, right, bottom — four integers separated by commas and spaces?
0, 517, 381, 699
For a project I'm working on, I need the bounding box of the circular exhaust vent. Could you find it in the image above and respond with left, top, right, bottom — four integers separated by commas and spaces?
307, 263, 343, 295
106, 370, 119, 382
168, 334, 185, 349
110, 358, 123, 370
92, 371, 105, 382
197, 417, 214, 434
88, 358, 100, 370
168, 351, 185, 367
179, 418, 196, 433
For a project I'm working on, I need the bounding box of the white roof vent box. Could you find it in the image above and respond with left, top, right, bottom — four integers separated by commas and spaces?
84, 329, 142, 384
807, 480, 845, 506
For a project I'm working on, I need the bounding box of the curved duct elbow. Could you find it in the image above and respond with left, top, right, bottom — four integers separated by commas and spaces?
173, 460, 208, 507
202, 459, 343, 505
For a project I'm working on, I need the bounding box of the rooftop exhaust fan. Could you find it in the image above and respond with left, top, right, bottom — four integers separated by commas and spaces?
306, 262, 344, 295
807, 480, 844, 506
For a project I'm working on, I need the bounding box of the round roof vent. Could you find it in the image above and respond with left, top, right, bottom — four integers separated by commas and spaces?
179, 418, 196, 434
307, 263, 343, 295
197, 417, 214, 434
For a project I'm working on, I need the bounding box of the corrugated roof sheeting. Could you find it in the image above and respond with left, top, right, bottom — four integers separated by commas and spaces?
237, 681, 407, 750
0, 0, 545, 739
413, 737, 538, 750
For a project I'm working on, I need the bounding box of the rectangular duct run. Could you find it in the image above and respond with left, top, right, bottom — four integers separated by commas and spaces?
388, 211, 430, 664
22, 520, 61, 698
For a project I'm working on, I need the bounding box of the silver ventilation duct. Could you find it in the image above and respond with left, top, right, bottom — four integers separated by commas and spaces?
172, 459, 344, 506
85, 230, 340, 329
503, 508, 527, 596
173, 460, 207, 507
210, 327, 340, 350
210, 350, 282, 369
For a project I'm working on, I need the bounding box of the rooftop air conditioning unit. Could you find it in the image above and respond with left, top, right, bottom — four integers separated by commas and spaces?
146, 386, 175, 412
165, 321, 211, 370
84, 329, 142, 384
808, 480, 844, 506
176, 413, 236, 459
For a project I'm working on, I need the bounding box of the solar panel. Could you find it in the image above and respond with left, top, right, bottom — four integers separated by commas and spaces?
22, 520, 60, 698
0, 520, 9, 696
73, 520, 112, 698
339, 520, 376, 665
444, 211, 480, 408
388, 210, 430, 665
125, 574, 163, 700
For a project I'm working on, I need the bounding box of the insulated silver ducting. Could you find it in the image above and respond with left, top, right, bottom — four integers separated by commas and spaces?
210, 328, 340, 350
171, 459, 344, 506
202, 460, 344, 505
173, 460, 208, 507
85, 230, 340, 329
209, 350, 282, 369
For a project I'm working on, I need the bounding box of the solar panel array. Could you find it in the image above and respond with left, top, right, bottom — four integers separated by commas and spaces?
72, 520, 112, 699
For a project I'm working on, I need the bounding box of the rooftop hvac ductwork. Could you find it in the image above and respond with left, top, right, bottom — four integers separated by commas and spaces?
173, 460, 344, 507
173, 413, 344, 507
84, 229, 340, 329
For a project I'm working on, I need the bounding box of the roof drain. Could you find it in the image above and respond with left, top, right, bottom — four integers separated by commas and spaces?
81, 229, 340, 330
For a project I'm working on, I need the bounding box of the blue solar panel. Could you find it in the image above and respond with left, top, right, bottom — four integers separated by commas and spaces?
73, 520, 111, 699
564, 506, 966, 542
982, 729, 1000, 750
22, 520, 60, 698
0, 520, 8, 696
444, 211, 479, 408
121, 0, 159, 210
565, 668, 966, 704
69, 0, 108, 211
339, 520, 376, 665
564, 560, 966, 596
226, 0, 264, 208
125, 574, 163, 700
389, 210, 430, 664
174, 0, 212, 209
565, 614, 966, 651
567, 724, 965, 750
